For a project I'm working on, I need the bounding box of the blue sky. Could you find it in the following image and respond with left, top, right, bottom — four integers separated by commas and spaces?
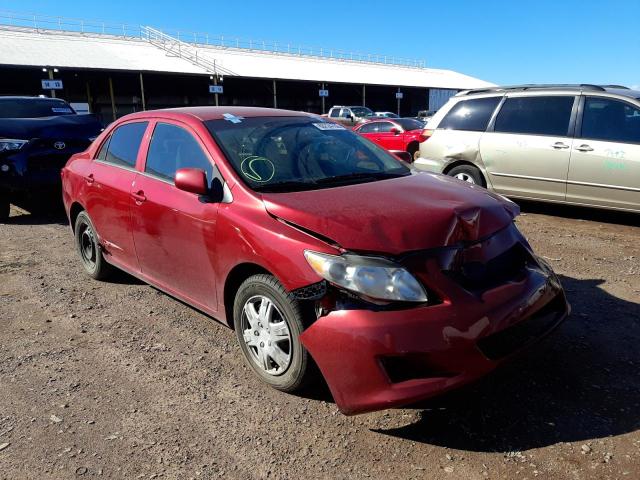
3, 0, 639, 87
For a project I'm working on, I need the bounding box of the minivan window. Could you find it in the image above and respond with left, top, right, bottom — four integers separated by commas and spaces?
104, 122, 148, 168
145, 123, 214, 182
581, 97, 640, 144
494, 96, 575, 137
438, 97, 501, 132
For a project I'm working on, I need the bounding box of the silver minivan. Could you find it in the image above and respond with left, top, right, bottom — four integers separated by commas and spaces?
415, 84, 640, 213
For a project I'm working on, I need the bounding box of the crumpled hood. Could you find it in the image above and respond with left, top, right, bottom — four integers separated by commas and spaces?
262, 172, 519, 254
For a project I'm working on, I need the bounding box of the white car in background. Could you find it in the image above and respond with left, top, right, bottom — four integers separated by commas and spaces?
415, 84, 640, 213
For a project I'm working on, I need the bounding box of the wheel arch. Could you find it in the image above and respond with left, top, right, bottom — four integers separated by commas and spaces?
69, 202, 86, 232
223, 262, 271, 328
442, 160, 487, 187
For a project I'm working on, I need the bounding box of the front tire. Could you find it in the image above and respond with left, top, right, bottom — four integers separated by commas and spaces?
0, 193, 9, 223
233, 274, 314, 392
74, 211, 112, 280
448, 164, 485, 186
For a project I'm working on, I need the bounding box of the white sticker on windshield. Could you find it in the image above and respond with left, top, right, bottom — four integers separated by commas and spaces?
313, 122, 345, 131
52, 107, 73, 113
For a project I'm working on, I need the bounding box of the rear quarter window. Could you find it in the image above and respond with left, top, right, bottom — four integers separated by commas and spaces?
103, 122, 148, 168
438, 97, 501, 132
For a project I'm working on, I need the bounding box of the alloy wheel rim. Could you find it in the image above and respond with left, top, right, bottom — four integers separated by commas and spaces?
241, 295, 292, 376
454, 172, 476, 184
80, 224, 97, 268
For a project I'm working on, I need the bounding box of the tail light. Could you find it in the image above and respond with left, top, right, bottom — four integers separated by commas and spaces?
418, 129, 433, 142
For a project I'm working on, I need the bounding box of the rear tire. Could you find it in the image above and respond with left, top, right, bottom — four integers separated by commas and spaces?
407, 142, 419, 162
233, 274, 315, 393
74, 211, 112, 280
447, 164, 485, 186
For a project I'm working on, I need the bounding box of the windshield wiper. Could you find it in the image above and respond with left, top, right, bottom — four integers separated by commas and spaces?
314, 171, 408, 185
253, 180, 316, 192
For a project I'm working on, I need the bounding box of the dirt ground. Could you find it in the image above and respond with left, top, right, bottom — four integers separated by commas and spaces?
0, 201, 638, 480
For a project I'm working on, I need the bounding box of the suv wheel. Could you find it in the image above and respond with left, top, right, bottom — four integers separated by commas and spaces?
233, 274, 315, 392
0, 193, 9, 222
448, 165, 485, 186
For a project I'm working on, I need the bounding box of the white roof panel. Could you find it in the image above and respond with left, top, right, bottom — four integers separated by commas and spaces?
0, 27, 494, 90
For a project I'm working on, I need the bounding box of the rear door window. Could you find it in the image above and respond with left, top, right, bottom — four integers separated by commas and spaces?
438, 97, 501, 132
103, 122, 148, 168
145, 123, 214, 183
494, 96, 575, 137
580, 97, 640, 144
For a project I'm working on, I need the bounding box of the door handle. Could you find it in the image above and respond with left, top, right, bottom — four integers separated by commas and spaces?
131, 190, 146, 203
84, 173, 95, 184
551, 142, 570, 149
575, 144, 594, 152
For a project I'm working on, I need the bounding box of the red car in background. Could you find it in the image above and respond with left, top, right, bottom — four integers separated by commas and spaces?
353, 117, 426, 161
61, 107, 569, 415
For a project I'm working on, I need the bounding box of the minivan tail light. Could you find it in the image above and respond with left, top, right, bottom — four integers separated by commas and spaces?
418, 129, 433, 142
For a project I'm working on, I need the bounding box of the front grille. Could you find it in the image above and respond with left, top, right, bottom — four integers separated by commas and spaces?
445, 243, 531, 293
476, 294, 566, 361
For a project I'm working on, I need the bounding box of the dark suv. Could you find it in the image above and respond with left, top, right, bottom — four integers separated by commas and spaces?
0, 96, 103, 220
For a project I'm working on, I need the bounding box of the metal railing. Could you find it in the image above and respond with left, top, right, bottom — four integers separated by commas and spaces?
141, 26, 235, 75
0, 10, 427, 69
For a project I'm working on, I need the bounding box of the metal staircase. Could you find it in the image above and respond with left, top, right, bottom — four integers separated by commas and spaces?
140, 26, 235, 76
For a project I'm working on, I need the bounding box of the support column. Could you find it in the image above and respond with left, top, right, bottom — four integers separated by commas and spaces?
48, 70, 56, 98
273, 79, 277, 108
85, 81, 92, 113
139, 73, 146, 111
213, 75, 219, 107
362, 84, 366, 107
108, 76, 116, 122
397, 87, 401, 116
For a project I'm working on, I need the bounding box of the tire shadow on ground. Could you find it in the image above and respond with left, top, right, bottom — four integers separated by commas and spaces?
372, 275, 640, 452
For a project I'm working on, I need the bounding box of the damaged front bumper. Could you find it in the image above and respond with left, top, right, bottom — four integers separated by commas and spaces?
299, 225, 570, 415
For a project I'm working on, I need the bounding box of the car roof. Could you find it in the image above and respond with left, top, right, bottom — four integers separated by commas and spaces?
122, 106, 316, 122
457, 84, 640, 100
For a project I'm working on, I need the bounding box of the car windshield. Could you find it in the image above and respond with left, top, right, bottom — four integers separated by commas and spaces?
0, 98, 75, 118
351, 107, 374, 117
395, 118, 424, 130
206, 116, 410, 192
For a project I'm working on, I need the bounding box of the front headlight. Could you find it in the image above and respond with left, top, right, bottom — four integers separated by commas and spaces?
304, 250, 428, 302
0, 139, 27, 152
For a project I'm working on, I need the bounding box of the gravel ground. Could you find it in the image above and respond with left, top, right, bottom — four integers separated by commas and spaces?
0, 202, 638, 479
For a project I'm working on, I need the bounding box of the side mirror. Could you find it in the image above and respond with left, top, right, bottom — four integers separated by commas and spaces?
389, 127, 400, 135
175, 168, 208, 195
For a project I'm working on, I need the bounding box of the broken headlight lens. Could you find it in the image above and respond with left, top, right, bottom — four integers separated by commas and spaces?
0, 139, 27, 152
304, 250, 428, 303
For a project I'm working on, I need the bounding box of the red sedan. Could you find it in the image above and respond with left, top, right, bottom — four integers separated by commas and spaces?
61, 107, 569, 415
353, 117, 426, 161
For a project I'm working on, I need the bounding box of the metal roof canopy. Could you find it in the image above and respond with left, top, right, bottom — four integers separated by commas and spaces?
0, 25, 494, 90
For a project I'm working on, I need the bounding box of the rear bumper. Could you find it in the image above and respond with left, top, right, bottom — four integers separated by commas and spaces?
300, 263, 569, 415
413, 156, 446, 173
